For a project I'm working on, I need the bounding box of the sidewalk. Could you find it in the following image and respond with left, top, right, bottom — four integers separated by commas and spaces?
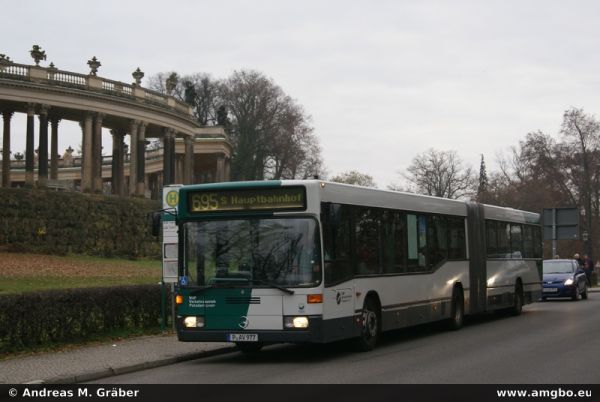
0, 334, 234, 384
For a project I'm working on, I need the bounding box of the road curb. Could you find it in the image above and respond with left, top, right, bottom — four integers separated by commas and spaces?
40, 346, 236, 384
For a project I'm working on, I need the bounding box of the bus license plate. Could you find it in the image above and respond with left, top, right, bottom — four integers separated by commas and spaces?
228, 333, 258, 342
543, 288, 558, 293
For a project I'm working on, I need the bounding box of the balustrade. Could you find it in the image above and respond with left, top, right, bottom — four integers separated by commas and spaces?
52, 71, 87, 86
0, 62, 189, 117
0, 63, 28, 77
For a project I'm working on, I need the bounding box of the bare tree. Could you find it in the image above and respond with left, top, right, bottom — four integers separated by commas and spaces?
331, 170, 377, 188
220, 70, 324, 181
148, 72, 219, 126
148, 69, 324, 181
146, 71, 185, 99
182, 74, 220, 126
402, 149, 475, 199
561, 108, 600, 258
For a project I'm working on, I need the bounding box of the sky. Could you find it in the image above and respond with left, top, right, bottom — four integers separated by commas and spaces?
3, 0, 600, 188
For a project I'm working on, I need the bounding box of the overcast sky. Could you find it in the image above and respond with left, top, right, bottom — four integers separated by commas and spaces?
3, 0, 600, 188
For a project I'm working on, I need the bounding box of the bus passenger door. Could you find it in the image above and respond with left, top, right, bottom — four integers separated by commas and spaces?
320, 203, 359, 340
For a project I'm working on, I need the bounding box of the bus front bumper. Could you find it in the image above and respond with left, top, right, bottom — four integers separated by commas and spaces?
176, 315, 361, 344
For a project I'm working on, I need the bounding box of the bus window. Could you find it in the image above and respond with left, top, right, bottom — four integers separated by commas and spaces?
355, 207, 381, 275
428, 215, 447, 268
382, 211, 406, 273
523, 225, 534, 258
448, 217, 466, 259
486, 220, 498, 258
418, 215, 428, 270
407, 214, 418, 269
323, 204, 353, 285
407, 214, 427, 271
533, 225, 542, 258
497, 222, 510, 257
510, 224, 523, 258
185, 218, 321, 287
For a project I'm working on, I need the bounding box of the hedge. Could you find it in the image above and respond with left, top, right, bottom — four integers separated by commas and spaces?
0, 188, 160, 258
0, 285, 169, 353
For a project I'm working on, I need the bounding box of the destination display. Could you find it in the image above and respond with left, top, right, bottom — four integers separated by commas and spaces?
188, 187, 306, 213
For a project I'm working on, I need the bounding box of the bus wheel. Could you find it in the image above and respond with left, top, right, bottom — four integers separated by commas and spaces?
236, 342, 264, 354
354, 297, 380, 352
510, 283, 523, 316
447, 287, 464, 330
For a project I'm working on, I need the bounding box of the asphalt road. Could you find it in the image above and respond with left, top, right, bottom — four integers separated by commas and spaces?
92, 295, 600, 384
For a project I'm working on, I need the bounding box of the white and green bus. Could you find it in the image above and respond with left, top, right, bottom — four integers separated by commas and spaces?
165, 180, 542, 352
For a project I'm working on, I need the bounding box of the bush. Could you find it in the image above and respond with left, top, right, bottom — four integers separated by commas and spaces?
0, 188, 160, 259
0, 285, 169, 353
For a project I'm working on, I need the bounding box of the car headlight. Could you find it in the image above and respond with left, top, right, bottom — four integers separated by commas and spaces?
284, 316, 309, 329
183, 316, 205, 328
564, 278, 574, 286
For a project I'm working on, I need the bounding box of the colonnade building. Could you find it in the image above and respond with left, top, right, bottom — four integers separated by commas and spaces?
0, 48, 231, 199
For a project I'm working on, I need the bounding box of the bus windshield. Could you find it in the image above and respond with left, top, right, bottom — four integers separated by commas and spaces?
183, 218, 321, 288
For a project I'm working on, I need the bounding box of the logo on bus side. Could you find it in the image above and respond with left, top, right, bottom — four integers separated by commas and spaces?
336, 291, 352, 305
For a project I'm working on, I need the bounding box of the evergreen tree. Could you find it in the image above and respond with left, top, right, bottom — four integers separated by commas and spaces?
477, 154, 488, 202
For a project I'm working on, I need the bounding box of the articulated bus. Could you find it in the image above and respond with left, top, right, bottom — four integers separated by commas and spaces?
163, 180, 542, 352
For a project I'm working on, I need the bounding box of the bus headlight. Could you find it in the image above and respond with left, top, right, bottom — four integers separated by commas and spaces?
183, 316, 205, 328
284, 316, 309, 329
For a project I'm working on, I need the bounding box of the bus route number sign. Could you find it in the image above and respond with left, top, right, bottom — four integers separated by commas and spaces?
189, 187, 306, 213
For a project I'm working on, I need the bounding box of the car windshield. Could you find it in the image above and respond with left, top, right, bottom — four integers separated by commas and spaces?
543, 261, 574, 274
183, 218, 321, 288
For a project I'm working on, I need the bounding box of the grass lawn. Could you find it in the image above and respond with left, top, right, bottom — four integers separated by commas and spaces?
0, 252, 162, 294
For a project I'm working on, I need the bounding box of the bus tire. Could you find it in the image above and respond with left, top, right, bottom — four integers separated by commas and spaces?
236, 342, 264, 354
354, 297, 380, 352
447, 286, 464, 330
510, 282, 523, 316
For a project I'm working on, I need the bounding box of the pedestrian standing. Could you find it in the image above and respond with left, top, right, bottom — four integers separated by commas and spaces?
583, 254, 593, 287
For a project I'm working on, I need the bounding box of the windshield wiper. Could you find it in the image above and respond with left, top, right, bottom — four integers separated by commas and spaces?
250, 279, 295, 295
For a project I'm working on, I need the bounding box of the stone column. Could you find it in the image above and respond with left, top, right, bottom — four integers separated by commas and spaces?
25, 104, 36, 187
82, 113, 94, 192
184, 135, 194, 184
216, 154, 225, 182
162, 128, 175, 186
136, 122, 147, 197
128, 120, 139, 195
92, 113, 104, 192
169, 133, 176, 184
2, 111, 13, 188
224, 156, 231, 182
175, 155, 184, 184
157, 172, 163, 197
111, 129, 126, 196
37, 105, 49, 187
50, 117, 60, 180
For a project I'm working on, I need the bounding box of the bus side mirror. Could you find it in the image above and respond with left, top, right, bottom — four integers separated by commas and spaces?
151, 212, 161, 237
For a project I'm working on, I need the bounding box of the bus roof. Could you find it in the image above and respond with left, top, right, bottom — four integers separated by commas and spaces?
176, 180, 539, 223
